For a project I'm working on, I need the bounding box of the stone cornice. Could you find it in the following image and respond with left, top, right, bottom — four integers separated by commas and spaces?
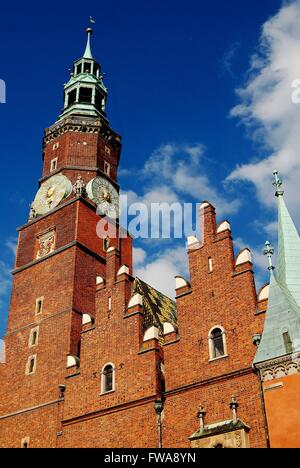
43, 115, 122, 153
255, 352, 300, 382
12, 240, 106, 276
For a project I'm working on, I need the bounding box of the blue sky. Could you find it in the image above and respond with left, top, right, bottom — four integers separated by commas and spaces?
2, 0, 300, 339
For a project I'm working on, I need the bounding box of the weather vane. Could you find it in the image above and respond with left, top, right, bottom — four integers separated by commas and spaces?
89, 16, 96, 25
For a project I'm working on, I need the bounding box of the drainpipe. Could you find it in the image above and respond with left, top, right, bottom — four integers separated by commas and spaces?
154, 399, 163, 449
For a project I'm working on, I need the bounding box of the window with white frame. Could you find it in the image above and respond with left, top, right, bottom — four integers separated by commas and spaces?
35, 297, 44, 316
29, 327, 39, 348
25, 355, 37, 375
101, 363, 115, 394
50, 158, 58, 172
104, 161, 111, 177
21, 437, 30, 448
209, 327, 227, 360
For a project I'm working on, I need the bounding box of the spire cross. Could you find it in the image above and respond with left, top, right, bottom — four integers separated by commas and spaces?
264, 241, 275, 271
273, 170, 284, 197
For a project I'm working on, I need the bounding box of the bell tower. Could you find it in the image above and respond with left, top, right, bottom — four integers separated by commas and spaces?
0, 27, 132, 448
60, 27, 108, 121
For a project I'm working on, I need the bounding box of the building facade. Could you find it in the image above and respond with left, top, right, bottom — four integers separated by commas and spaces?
0, 29, 299, 448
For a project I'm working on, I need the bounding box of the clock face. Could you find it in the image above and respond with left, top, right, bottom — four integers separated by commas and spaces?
87, 177, 119, 219
32, 174, 72, 215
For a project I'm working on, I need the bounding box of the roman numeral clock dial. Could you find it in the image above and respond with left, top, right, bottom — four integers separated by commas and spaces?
87, 177, 119, 219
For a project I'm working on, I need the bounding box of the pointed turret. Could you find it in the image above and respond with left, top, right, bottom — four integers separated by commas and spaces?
83, 27, 93, 59
254, 172, 300, 365
273, 170, 300, 307
59, 26, 108, 121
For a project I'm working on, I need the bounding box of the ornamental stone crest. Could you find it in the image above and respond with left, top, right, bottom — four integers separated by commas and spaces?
36, 229, 56, 259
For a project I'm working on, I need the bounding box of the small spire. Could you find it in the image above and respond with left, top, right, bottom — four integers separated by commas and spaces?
229, 396, 239, 422
264, 241, 275, 271
197, 405, 206, 431
273, 170, 284, 197
83, 26, 93, 59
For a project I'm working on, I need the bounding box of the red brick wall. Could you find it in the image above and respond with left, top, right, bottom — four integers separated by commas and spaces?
43, 131, 118, 183
162, 204, 267, 448
0, 123, 271, 448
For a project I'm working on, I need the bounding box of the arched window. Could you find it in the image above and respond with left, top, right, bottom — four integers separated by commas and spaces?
209, 327, 227, 360
101, 363, 115, 394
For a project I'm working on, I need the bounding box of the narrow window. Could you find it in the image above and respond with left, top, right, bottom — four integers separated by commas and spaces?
208, 257, 213, 272
95, 90, 104, 112
103, 236, 110, 251
50, 158, 58, 172
283, 331, 293, 354
209, 327, 226, 361
26, 355, 37, 375
108, 297, 112, 311
21, 437, 30, 448
32, 331, 37, 345
35, 297, 44, 316
104, 161, 111, 177
29, 327, 39, 348
212, 329, 225, 358
29, 358, 35, 374
102, 364, 114, 393
68, 89, 77, 106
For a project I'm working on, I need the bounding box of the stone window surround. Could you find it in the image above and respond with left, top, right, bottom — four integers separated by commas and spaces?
104, 160, 111, 177
21, 436, 30, 448
50, 157, 58, 172
25, 354, 37, 376
208, 325, 228, 362
35, 297, 44, 316
100, 362, 116, 395
28, 326, 39, 348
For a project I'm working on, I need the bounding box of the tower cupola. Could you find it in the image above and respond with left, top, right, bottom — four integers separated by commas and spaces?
59, 27, 108, 121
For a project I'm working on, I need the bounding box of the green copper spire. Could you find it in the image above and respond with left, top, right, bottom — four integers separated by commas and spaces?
254, 171, 300, 365
83, 28, 93, 59
59, 25, 108, 121
274, 170, 300, 307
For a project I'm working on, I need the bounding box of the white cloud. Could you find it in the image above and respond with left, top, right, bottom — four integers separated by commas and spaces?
0, 260, 11, 301
133, 244, 189, 299
142, 143, 240, 216
221, 41, 241, 78
123, 142, 241, 297
227, 0, 300, 224
5, 238, 17, 256
0, 339, 5, 363
133, 247, 147, 267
